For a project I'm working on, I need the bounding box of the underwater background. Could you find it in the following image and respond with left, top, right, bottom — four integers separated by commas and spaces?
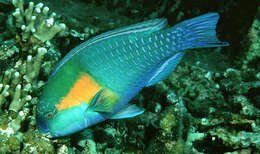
0, 0, 259, 153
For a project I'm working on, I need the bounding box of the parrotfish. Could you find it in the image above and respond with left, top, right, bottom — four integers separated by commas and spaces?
36, 13, 229, 137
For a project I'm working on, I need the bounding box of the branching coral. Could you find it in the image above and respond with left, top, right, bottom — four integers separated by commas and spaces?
0, 0, 65, 153
0, 45, 47, 114
0, 0, 258, 153
0, 0, 66, 112
0, 40, 19, 61
12, 0, 66, 43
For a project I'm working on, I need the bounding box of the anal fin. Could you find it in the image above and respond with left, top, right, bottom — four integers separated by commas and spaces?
146, 52, 185, 87
110, 104, 144, 119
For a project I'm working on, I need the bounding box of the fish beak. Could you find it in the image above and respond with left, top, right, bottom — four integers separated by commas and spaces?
36, 114, 49, 133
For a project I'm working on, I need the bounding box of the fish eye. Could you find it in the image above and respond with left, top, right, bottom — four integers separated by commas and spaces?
46, 112, 54, 119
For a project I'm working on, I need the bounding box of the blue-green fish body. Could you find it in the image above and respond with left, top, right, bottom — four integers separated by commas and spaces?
36, 13, 229, 137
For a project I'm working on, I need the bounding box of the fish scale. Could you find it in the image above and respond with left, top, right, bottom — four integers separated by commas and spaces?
78, 35, 168, 93
36, 13, 229, 137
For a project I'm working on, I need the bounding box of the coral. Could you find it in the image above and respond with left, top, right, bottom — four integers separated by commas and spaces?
242, 6, 260, 70
0, 0, 65, 153
142, 58, 259, 153
170, 64, 260, 152
57, 145, 69, 154
82, 139, 97, 154
0, 46, 47, 114
0, 40, 19, 61
12, 0, 66, 43
0, 0, 259, 153
209, 127, 260, 149
21, 131, 54, 153
224, 149, 253, 154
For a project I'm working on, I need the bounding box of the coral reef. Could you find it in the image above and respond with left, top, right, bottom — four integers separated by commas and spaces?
0, 0, 259, 153
12, 0, 66, 42
0, 0, 65, 153
242, 6, 260, 70
150, 60, 259, 153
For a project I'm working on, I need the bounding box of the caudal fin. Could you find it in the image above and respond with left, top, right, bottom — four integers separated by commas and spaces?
172, 13, 229, 49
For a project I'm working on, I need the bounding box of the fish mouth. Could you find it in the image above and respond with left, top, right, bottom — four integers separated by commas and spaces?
36, 114, 50, 134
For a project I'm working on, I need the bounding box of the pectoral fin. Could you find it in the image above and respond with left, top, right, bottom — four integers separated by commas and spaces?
88, 89, 119, 113
110, 104, 144, 119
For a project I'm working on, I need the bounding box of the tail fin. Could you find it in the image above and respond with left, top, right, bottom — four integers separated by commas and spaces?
172, 13, 229, 49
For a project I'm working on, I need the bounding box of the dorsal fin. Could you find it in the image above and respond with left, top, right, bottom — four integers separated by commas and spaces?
49, 18, 168, 79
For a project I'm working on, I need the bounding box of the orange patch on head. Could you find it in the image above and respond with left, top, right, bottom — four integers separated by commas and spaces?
55, 73, 102, 111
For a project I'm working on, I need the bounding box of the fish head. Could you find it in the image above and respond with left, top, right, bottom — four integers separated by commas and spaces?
36, 91, 58, 135
36, 83, 108, 137
36, 95, 105, 137
36, 71, 117, 137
